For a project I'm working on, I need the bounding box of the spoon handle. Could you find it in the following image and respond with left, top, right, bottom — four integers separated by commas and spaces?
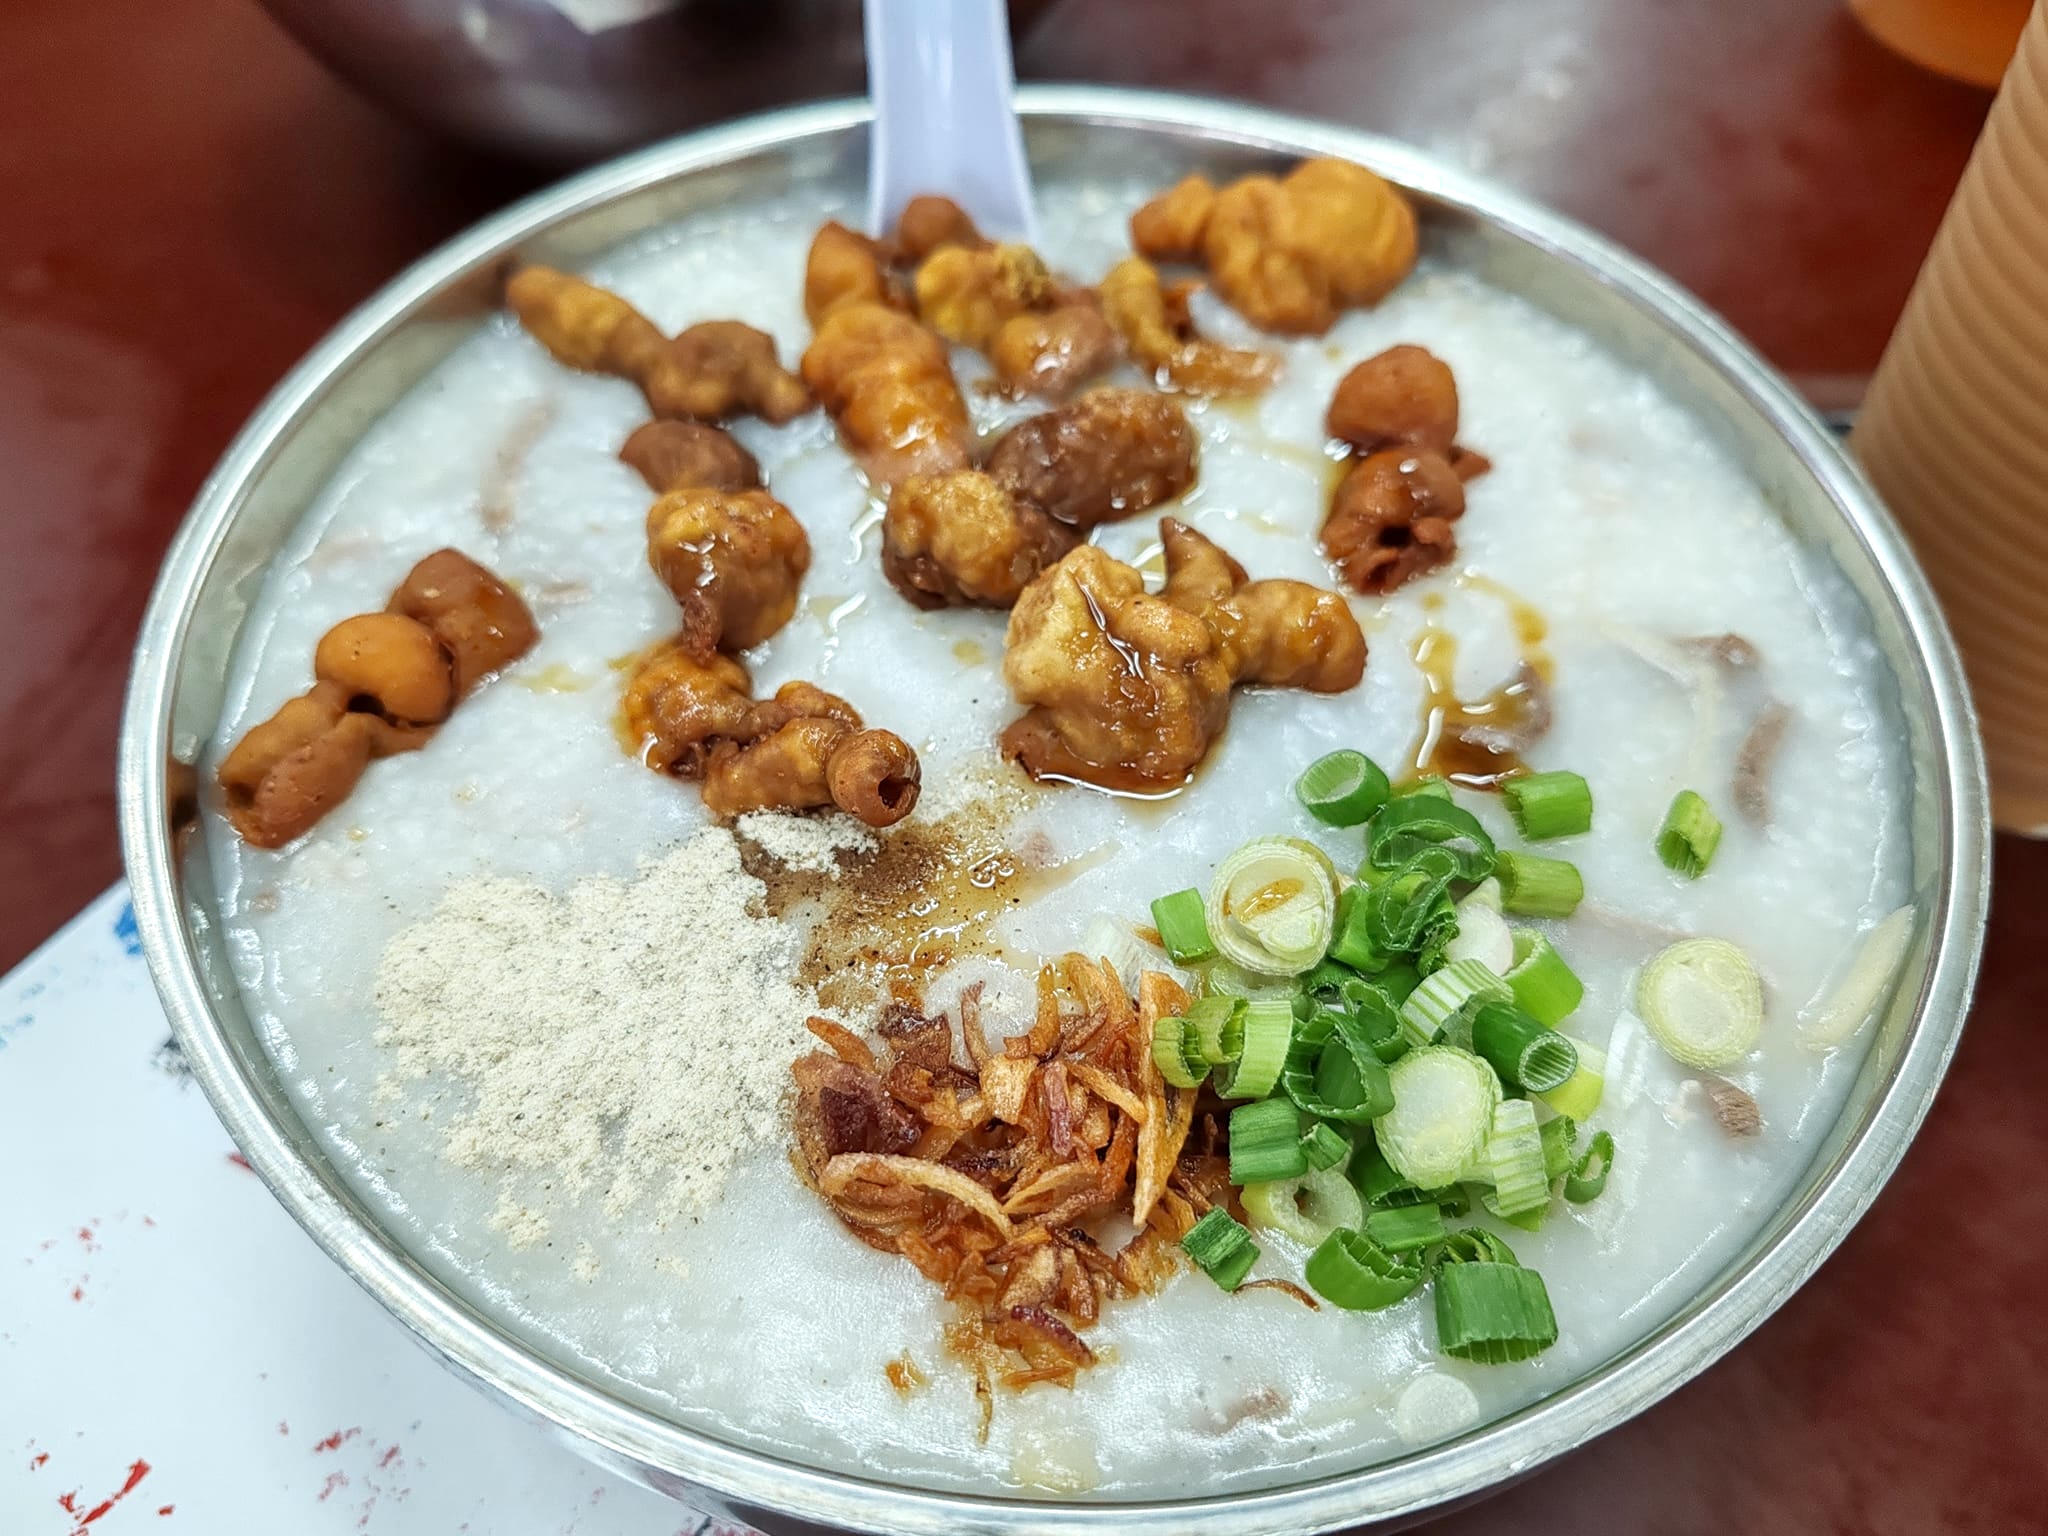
864, 0, 1038, 242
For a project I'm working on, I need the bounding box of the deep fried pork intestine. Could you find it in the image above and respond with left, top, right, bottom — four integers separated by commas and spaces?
793, 962, 1233, 1402
1000, 518, 1366, 791
645, 487, 812, 660
620, 419, 762, 494
880, 388, 1198, 611
505, 266, 810, 425
1099, 256, 1278, 397
802, 294, 974, 487
1130, 157, 1419, 336
619, 644, 920, 827
218, 550, 538, 848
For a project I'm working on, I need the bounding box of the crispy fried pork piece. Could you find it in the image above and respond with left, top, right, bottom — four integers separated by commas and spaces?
220, 549, 534, 846
882, 470, 1078, 610
989, 301, 1120, 399
1325, 344, 1459, 455
506, 266, 810, 424
804, 220, 903, 326
1321, 446, 1466, 594
388, 548, 540, 695
1000, 520, 1366, 790
913, 242, 1058, 352
892, 194, 988, 262
313, 613, 455, 726
986, 388, 1197, 532
1099, 257, 1277, 397
1130, 174, 1217, 262
802, 301, 972, 486
645, 488, 811, 659
1000, 545, 1235, 790
216, 683, 430, 849
620, 646, 920, 826
1160, 519, 1366, 692
1137, 157, 1418, 335
620, 419, 762, 494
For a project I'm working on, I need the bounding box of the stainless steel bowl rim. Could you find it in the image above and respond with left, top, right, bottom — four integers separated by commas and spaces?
119, 86, 1991, 1535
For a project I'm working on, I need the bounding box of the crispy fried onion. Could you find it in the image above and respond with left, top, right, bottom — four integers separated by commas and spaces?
791, 959, 1234, 1423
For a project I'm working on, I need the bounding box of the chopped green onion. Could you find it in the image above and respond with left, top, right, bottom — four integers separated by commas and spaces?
1368, 796, 1498, 881
1301, 1121, 1352, 1172
1298, 957, 1356, 996
1535, 1037, 1605, 1120
1326, 883, 1385, 972
1398, 958, 1512, 1048
1304, 1227, 1428, 1310
1395, 776, 1454, 801
1150, 887, 1216, 963
1483, 1189, 1549, 1233
1481, 1097, 1550, 1217
1296, 749, 1391, 827
1444, 897, 1514, 975
1348, 1139, 1411, 1206
1201, 960, 1289, 1002
1470, 1002, 1579, 1095
1184, 994, 1241, 1070
1464, 877, 1503, 912
1656, 789, 1723, 878
1539, 1114, 1578, 1182
1229, 1097, 1310, 1184
1638, 938, 1763, 1068
1241, 1163, 1365, 1244
1206, 837, 1339, 977
1181, 1207, 1259, 1291
1494, 850, 1584, 919
1366, 847, 1462, 955
1502, 770, 1592, 841
1439, 1228, 1520, 1266
1375, 1046, 1501, 1189
1504, 930, 1583, 1026
1565, 1129, 1615, 1203
1350, 964, 1421, 1018
1214, 997, 1293, 1099
1436, 1262, 1559, 1361
1151, 1014, 1208, 1089
1284, 1009, 1396, 1123
1364, 1202, 1446, 1253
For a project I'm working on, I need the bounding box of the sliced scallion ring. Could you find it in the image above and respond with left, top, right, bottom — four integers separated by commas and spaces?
1240, 1163, 1366, 1245
1504, 930, 1583, 1026
1304, 1227, 1428, 1310
1367, 847, 1462, 955
1470, 1002, 1579, 1094
1637, 938, 1763, 1069
1482, 1097, 1551, 1217
1151, 1014, 1208, 1089
1213, 996, 1293, 1099
1296, 749, 1391, 827
1150, 886, 1216, 964
1535, 1036, 1605, 1120
1300, 1120, 1353, 1172
1182, 1207, 1259, 1291
1367, 795, 1498, 881
1565, 1129, 1616, 1203
1444, 897, 1514, 974
1228, 1096, 1311, 1185
1502, 770, 1593, 841
1656, 789, 1724, 878
1494, 850, 1584, 919
1363, 1201, 1446, 1253
1398, 958, 1512, 1049
1435, 1262, 1559, 1362
1375, 1046, 1501, 1189
1206, 836, 1339, 977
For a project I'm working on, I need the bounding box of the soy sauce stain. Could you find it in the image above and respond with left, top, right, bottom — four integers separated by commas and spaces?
1409, 576, 1555, 790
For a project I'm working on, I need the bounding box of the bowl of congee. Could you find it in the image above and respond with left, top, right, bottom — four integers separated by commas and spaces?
119, 90, 1988, 1533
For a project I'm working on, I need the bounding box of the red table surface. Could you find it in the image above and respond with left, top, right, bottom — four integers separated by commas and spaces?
2, 0, 2041, 1529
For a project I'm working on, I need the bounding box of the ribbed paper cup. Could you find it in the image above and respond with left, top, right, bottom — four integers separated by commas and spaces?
1855, 1, 2048, 835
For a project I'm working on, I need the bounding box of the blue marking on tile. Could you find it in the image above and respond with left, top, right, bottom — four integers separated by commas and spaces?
115, 900, 143, 957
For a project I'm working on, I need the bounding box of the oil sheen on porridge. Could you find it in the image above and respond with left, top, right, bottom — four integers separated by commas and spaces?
206, 177, 1908, 1497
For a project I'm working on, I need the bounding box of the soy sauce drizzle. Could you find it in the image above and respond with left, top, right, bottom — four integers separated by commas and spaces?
1410, 578, 1555, 790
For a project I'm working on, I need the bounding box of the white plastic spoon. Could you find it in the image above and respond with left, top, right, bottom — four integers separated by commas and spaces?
863, 0, 1039, 242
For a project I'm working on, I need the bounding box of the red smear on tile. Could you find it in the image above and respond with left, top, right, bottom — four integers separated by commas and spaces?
276, 1421, 289, 1437
226, 1152, 252, 1172
142, 1216, 156, 1228
313, 1428, 359, 1453
58, 1491, 79, 1514
317, 1471, 348, 1502
70, 1284, 85, 1302
68, 1457, 151, 1532
157, 1508, 173, 1518
378, 1445, 400, 1469
32, 1452, 49, 1469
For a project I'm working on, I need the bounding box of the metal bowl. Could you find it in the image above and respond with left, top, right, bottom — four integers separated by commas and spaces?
118, 89, 1990, 1535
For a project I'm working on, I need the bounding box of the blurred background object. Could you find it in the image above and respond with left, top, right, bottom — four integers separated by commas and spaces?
1850, 0, 2030, 85
259, 0, 1055, 161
